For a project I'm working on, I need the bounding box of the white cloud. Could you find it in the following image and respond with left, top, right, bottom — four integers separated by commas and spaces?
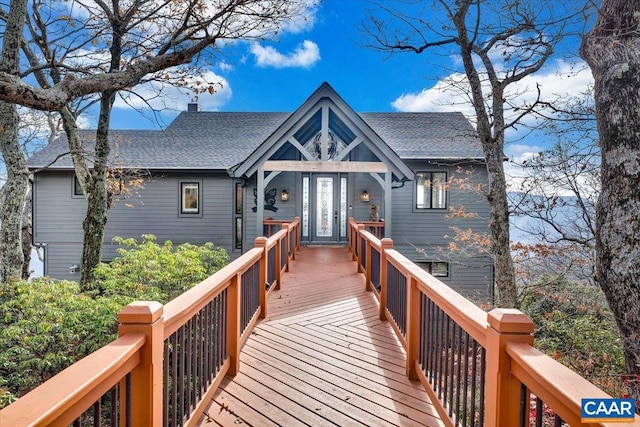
503, 143, 544, 191
392, 73, 475, 116
113, 70, 232, 112
280, 0, 318, 34
251, 40, 320, 69
218, 61, 234, 72
392, 60, 594, 131
394, 60, 597, 198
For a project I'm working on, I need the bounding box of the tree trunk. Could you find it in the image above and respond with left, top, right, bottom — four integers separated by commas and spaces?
22, 187, 32, 280
79, 92, 114, 285
0, 102, 29, 283
0, 0, 29, 283
454, 12, 517, 308
580, 0, 640, 408
484, 137, 517, 307
80, 178, 108, 285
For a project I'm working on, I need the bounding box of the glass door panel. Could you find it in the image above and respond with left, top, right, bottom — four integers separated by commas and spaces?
311, 173, 347, 242
315, 176, 334, 238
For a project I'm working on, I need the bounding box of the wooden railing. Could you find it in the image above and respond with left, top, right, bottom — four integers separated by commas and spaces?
263, 217, 301, 262
0, 220, 301, 427
348, 217, 640, 427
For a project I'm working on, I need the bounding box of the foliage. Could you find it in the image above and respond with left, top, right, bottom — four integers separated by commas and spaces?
0, 278, 133, 406
520, 275, 626, 395
91, 235, 229, 303
0, 237, 228, 408
363, 0, 588, 307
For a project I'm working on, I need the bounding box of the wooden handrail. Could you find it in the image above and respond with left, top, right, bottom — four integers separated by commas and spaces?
350, 219, 638, 427
0, 219, 303, 426
163, 247, 262, 338
0, 333, 145, 426
385, 248, 488, 346
6, 218, 630, 427
507, 342, 640, 427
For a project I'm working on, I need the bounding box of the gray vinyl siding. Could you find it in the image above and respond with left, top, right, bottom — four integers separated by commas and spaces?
350, 173, 383, 220
243, 177, 258, 249
390, 161, 492, 298
242, 172, 300, 249
42, 242, 84, 281
33, 163, 492, 298
33, 170, 235, 279
261, 172, 298, 221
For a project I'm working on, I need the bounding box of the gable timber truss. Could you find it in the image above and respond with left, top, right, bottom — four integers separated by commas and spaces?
229, 82, 415, 236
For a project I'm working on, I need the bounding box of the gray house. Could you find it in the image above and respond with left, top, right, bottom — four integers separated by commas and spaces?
28, 82, 493, 298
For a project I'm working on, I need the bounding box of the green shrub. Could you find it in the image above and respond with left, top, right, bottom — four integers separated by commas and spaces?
520, 275, 626, 395
91, 234, 229, 302
0, 236, 228, 408
0, 278, 132, 405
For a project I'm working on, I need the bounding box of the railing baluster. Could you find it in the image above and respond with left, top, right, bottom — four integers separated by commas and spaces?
455, 326, 463, 422
479, 346, 486, 426
519, 384, 528, 427
267, 245, 276, 289
125, 373, 132, 427
470, 341, 478, 427
371, 246, 381, 292
553, 414, 563, 427
462, 332, 470, 427
443, 315, 450, 403
535, 396, 543, 427
170, 333, 178, 427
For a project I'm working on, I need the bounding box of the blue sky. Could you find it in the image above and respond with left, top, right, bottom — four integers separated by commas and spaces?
103, 0, 594, 170
108, 0, 469, 128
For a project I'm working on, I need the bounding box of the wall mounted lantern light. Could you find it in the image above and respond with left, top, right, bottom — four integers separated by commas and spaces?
360, 189, 370, 202
280, 189, 289, 202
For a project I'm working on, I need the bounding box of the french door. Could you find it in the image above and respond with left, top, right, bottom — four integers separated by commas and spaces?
310, 174, 347, 243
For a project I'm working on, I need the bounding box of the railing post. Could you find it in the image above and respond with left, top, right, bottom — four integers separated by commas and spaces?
226, 273, 242, 375
406, 277, 420, 380
255, 237, 268, 319
282, 223, 290, 273
485, 308, 535, 427
379, 238, 393, 321
118, 301, 164, 427
294, 216, 300, 257
348, 217, 354, 257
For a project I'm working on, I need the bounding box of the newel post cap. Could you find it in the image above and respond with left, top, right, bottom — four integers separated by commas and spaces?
119, 301, 163, 324
254, 236, 268, 247
488, 308, 534, 334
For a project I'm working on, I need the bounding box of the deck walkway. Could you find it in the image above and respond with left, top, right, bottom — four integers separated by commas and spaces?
199, 246, 444, 427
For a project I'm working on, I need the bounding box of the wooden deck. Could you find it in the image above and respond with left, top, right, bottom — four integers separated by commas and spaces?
199, 246, 444, 427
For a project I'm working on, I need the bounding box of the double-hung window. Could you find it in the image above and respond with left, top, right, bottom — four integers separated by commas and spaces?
416, 172, 447, 209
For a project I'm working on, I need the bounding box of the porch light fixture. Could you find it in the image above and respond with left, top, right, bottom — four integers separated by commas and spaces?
360, 189, 370, 202
280, 189, 289, 202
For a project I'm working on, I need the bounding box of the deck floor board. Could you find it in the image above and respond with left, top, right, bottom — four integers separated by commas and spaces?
199, 246, 444, 426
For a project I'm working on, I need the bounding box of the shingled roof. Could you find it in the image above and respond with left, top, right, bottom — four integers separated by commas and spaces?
27, 110, 483, 171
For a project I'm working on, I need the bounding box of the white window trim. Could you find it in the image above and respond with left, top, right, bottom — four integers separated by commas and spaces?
179, 180, 202, 217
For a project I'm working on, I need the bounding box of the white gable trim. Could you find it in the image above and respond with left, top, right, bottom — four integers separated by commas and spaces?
230, 82, 414, 181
